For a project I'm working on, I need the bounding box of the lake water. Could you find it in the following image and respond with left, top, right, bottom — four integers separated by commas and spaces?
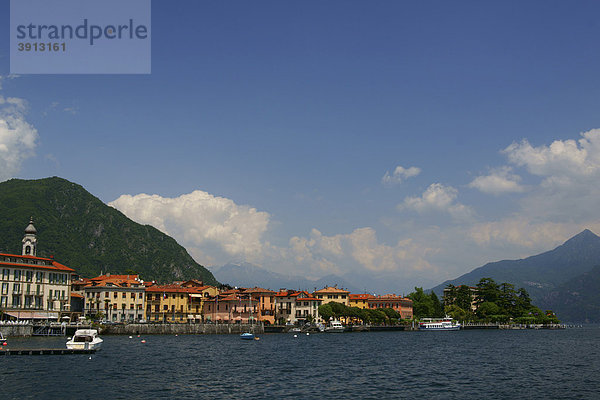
1, 327, 599, 399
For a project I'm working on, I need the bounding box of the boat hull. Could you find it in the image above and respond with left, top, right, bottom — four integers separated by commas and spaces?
240, 333, 255, 340
66, 341, 103, 350
418, 326, 460, 331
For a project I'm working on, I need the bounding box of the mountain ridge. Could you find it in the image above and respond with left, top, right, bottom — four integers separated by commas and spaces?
430, 229, 600, 321
0, 177, 218, 285
211, 262, 360, 293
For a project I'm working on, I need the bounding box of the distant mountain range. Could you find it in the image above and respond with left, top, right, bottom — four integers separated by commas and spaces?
211, 262, 360, 293
0, 177, 217, 285
431, 229, 600, 322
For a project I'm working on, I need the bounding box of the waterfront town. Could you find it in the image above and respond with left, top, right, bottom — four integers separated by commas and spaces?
0, 219, 413, 326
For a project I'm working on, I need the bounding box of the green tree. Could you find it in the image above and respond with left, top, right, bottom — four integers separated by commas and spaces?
408, 287, 435, 318
430, 291, 444, 317
318, 303, 333, 322
476, 301, 500, 320
455, 285, 474, 312
328, 301, 347, 318
476, 278, 500, 304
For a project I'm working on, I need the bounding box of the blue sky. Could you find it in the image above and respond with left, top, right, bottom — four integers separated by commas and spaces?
2, 1, 600, 294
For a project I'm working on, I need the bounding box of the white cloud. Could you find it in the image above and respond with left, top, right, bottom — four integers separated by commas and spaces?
286, 227, 438, 277
469, 219, 571, 248
382, 165, 421, 186
109, 191, 270, 266
400, 183, 473, 219
0, 95, 38, 181
504, 129, 600, 180
468, 167, 525, 195
0, 74, 19, 91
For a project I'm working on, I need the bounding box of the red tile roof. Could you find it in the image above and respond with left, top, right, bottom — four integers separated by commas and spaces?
0, 255, 75, 272
349, 294, 372, 300
313, 286, 350, 294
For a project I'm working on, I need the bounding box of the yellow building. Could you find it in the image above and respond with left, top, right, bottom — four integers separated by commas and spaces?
84, 274, 146, 322
145, 281, 218, 323
348, 293, 371, 309
313, 286, 350, 306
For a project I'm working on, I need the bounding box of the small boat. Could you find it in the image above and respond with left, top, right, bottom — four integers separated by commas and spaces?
324, 320, 345, 333
66, 329, 103, 350
240, 332, 255, 340
289, 327, 301, 333
419, 318, 461, 331
0, 332, 6, 346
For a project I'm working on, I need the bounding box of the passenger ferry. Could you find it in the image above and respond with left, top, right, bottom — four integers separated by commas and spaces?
419, 318, 461, 331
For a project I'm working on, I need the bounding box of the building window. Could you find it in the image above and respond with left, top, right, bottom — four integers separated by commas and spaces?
14, 270, 22, 281
1, 283, 8, 295
12, 295, 21, 307
0, 296, 7, 307
25, 271, 33, 282
2, 269, 9, 280
131, 292, 136, 299
36, 271, 44, 282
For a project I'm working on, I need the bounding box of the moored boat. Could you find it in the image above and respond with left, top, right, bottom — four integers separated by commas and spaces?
66, 329, 103, 350
240, 332, 255, 340
324, 320, 345, 333
0, 332, 6, 346
419, 318, 461, 331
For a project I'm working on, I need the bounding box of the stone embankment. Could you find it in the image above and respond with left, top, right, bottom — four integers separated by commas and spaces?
99, 323, 264, 336
0, 325, 33, 337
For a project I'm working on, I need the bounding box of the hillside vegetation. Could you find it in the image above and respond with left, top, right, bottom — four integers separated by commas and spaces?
0, 177, 217, 285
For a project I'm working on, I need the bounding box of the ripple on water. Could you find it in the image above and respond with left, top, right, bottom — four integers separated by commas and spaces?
2, 328, 600, 399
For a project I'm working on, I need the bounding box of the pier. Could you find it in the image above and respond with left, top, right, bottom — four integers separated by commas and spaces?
0, 348, 96, 356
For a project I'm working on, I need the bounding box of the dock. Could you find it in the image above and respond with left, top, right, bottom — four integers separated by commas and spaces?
0, 348, 96, 355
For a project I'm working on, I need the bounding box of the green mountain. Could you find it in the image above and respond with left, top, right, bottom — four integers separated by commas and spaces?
541, 266, 600, 323
0, 177, 218, 285
431, 229, 600, 311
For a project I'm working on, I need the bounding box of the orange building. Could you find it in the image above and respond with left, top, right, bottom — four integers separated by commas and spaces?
242, 287, 277, 324
367, 295, 413, 319
202, 289, 259, 324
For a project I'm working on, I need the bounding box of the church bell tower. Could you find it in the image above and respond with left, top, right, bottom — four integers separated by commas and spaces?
22, 217, 37, 257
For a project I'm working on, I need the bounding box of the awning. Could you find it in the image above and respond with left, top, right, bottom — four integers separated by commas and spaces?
189, 294, 205, 298
5, 311, 59, 320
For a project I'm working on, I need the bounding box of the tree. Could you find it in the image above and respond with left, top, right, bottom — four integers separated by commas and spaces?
443, 284, 458, 307
430, 291, 444, 318
476, 301, 500, 320
408, 287, 435, 318
476, 278, 500, 304
329, 302, 347, 318
318, 303, 333, 322
455, 285, 474, 312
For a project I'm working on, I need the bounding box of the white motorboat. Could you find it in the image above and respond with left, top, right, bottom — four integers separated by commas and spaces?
66, 329, 103, 350
419, 318, 461, 331
324, 320, 345, 333
0, 332, 6, 346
